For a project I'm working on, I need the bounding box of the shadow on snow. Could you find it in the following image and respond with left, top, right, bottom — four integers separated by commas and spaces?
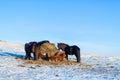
0, 52, 25, 59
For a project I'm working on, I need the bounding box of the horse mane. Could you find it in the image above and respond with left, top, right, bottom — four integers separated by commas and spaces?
57, 43, 69, 47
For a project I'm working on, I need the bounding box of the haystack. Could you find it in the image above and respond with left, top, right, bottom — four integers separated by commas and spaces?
39, 43, 58, 57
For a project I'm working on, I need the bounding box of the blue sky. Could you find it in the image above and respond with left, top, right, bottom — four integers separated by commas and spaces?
0, 0, 120, 56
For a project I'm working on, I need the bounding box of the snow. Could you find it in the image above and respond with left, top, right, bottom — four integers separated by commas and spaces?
0, 41, 120, 80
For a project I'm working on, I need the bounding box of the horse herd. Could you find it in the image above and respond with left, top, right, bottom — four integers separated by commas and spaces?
24, 40, 81, 62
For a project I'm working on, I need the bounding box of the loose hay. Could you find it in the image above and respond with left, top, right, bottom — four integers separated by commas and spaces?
23, 59, 77, 65
16, 57, 93, 71
23, 59, 91, 68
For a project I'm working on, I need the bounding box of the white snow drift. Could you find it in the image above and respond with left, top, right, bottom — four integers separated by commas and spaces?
0, 41, 120, 80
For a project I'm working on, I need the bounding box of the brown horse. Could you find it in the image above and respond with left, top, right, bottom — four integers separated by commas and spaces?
49, 51, 66, 62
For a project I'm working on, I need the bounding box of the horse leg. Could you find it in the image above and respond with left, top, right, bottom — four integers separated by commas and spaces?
25, 52, 30, 60
75, 50, 81, 62
35, 52, 39, 60
33, 52, 36, 60
65, 53, 68, 60
28, 52, 31, 60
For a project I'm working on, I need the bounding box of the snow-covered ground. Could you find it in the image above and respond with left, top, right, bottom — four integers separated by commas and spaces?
0, 41, 120, 80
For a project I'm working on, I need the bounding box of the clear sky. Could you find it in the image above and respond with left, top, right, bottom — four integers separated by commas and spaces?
0, 0, 120, 56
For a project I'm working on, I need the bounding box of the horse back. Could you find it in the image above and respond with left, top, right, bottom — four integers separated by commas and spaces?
57, 43, 69, 50
71, 45, 80, 50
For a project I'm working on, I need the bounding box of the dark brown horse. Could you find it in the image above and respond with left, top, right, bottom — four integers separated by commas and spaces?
57, 43, 81, 62
57, 43, 69, 51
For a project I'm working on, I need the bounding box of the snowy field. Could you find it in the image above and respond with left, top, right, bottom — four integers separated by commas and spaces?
0, 41, 120, 80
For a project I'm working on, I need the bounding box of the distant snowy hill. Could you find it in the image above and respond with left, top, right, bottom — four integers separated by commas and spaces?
0, 40, 24, 53
0, 40, 120, 80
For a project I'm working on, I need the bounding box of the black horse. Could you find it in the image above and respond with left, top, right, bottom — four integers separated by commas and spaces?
57, 43, 81, 62
24, 41, 37, 60
24, 40, 50, 60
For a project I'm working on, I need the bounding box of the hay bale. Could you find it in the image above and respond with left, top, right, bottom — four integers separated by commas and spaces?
40, 43, 58, 57
35, 43, 58, 60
